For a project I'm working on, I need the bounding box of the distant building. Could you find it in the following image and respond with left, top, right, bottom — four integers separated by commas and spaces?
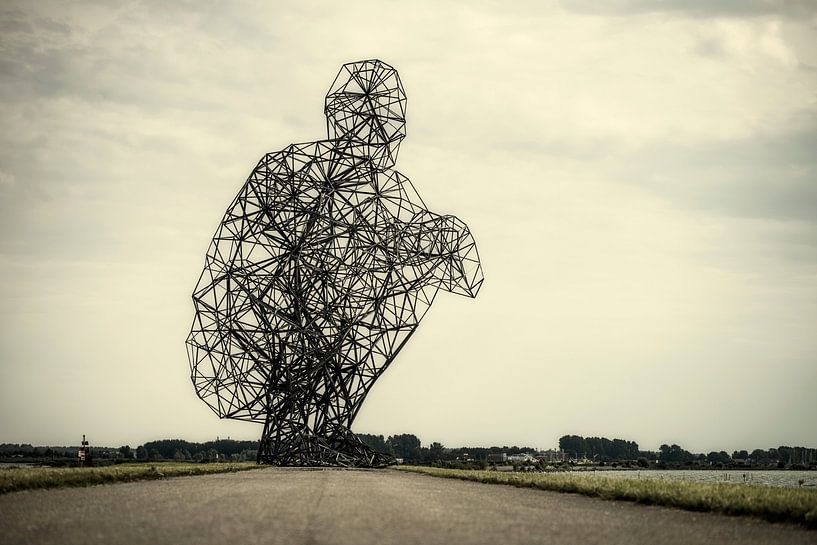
487, 453, 507, 463
508, 453, 537, 463
536, 449, 567, 463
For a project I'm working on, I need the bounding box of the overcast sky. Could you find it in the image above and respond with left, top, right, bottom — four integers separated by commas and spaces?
1, 0, 815, 453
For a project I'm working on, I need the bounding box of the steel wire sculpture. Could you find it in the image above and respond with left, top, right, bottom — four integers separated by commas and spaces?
186, 59, 483, 467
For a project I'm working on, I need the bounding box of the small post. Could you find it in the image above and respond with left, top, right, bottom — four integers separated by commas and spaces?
78, 434, 92, 467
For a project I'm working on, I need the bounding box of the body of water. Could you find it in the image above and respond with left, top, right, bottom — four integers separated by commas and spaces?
569, 469, 816, 488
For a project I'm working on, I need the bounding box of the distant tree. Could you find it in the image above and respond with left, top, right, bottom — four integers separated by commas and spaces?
750, 449, 767, 463
778, 446, 793, 464
559, 435, 585, 459
203, 439, 256, 457
585, 437, 612, 459
145, 439, 199, 460
387, 434, 422, 461
469, 447, 488, 461
136, 445, 148, 460
139, 439, 257, 460
706, 451, 730, 464
659, 444, 694, 463
427, 442, 446, 461
732, 450, 749, 460
356, 434, 390, 455
611, 438, 640, 460
119, 445, 132, 459
558, 435, 639, 461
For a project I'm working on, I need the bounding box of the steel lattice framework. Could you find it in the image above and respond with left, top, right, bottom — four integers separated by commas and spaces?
186, 60, 483, 467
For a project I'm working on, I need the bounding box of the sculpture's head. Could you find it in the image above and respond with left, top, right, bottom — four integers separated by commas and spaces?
325, 59, 406, 171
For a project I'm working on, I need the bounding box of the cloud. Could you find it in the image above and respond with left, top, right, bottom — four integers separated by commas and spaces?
1, 0, 816, 450
689, 19, 799, 68
610, 117, 817, 223
0, 171, 15, 187
560, 0, 817, 19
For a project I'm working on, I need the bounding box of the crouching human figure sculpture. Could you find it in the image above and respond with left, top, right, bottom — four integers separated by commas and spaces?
186, 60, 483, 467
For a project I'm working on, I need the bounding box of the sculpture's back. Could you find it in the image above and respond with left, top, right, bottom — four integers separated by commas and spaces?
186, 60, 483, 466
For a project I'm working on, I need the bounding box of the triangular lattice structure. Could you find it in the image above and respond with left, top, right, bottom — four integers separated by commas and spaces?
186, 60, 483, 467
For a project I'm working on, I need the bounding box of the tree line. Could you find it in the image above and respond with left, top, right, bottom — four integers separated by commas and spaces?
137, 439, 259, 461
557, 435, 640, 461
558, 435, 817, 467
0, 440, 258, 462
357, 434, 541, 463
3, 435, 815, 467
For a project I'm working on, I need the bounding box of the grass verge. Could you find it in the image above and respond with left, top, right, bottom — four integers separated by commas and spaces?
395, 466, 817, 529
0, 462, 261, 494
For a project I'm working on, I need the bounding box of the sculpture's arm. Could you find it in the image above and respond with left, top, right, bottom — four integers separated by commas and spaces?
390, 209, 483, 298
371, 169, 483, 298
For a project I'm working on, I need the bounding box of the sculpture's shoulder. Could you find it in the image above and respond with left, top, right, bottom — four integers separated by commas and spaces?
251, 140, 331, 177
231, 141, 339, 209
375, 168, 427, 219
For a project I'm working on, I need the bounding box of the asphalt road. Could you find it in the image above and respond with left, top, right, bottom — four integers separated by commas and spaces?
0, 468, 815, 545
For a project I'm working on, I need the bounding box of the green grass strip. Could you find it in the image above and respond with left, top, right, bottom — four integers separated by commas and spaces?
0, 462, 261, 494
396, 466, 817, 529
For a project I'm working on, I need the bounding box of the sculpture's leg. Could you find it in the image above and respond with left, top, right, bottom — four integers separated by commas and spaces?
257, 417, 394, 467
256, 386, 395, 467
321, 422, 396, 467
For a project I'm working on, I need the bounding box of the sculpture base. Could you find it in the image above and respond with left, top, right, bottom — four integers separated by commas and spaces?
257, 427, 395, 468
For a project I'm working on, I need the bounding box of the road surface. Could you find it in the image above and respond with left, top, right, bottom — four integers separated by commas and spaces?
0, 468, 814, 545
